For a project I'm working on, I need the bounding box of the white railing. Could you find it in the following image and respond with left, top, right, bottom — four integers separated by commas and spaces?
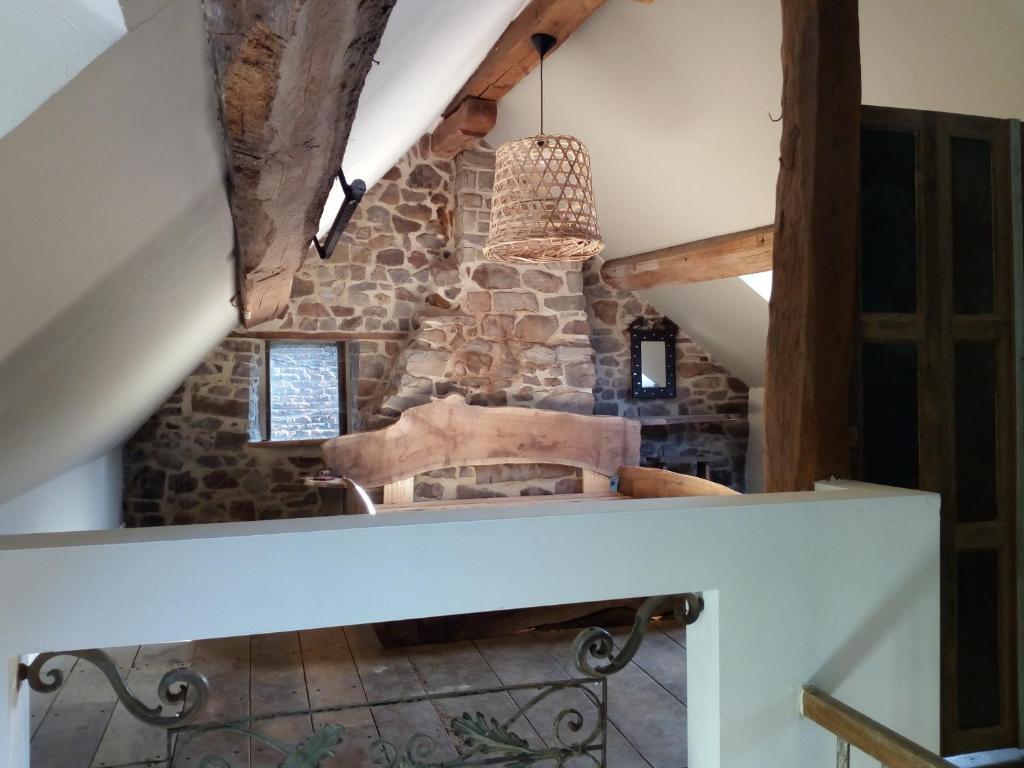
0, 481, 940, 767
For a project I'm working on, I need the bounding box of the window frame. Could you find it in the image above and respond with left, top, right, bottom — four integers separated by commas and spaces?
251, 339, 348, 446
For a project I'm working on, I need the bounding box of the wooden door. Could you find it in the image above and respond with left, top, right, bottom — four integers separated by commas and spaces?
855, 105, 1019, 755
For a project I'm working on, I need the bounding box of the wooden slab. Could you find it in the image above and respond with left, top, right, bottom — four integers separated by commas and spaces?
323, 394, 640, 487
378, 491, 625, 514
344, 626, 461, 762
618, 466, 738, 498
249, 632, 312, 768
299, 628, 379, 768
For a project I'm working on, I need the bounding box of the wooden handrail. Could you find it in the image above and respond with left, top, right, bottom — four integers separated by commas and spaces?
801, 686, 951, 768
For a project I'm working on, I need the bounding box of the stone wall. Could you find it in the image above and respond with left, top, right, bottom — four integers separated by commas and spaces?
123, 338, 329, 527
584, 259, 749, 487
124, 135, 750, 525
256, 135, 457, 337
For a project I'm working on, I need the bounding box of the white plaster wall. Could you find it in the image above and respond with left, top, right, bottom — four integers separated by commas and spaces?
0, 0, 126, 139
744, 387, 764, 492
0, 451, 121, 536
0, 484, 939, 768
0, 0, 237, 505
488, 0, 1024, 387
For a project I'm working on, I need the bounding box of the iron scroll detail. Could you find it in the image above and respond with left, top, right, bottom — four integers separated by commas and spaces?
19, 648, 209, 728
573, 593, 703, 678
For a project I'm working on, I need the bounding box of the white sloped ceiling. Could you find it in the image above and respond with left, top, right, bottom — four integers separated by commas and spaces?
0, 0, 126, 140
0, 0, 237, 505
0, 0, 527, 506
488, 0, 1024, 388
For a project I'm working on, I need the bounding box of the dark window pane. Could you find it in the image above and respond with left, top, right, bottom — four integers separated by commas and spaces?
956, 549, 1001, 729
269, 342, 340, 441
950, 137, 995, 314
861, 129, 917, 313
954, 343, 998, 522
861, 343, 918, 488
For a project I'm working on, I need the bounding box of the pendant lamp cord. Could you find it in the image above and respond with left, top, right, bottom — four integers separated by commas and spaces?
531, 33, 555, 136
539, 53, 545, 134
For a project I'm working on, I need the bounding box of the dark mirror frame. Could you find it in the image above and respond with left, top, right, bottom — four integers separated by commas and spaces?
628, 316, 678, 399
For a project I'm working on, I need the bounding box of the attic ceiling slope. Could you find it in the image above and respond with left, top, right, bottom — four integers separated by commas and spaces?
0, 0, 236, 506
0, 0, 125, 140
203, 0, 395, 327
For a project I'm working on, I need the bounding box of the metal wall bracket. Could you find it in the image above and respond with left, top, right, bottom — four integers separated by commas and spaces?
311, 169, 367, 260
18, 649, 209, 728
573, 593, 703, 677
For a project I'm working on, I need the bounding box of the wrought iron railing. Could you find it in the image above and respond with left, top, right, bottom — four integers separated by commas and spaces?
20, 593, 701, 768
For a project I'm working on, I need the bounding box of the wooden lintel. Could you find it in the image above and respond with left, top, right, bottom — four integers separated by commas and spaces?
442, 0, 606, 118
230, 330, 407, 342
431, 98, 498, 159
600, 225, 774, 290
764, 0, 861, 491
203, 0, 395, 327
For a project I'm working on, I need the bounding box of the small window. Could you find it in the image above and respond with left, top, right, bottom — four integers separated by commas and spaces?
250, 341, 347, 442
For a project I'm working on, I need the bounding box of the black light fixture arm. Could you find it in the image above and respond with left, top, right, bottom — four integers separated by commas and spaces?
311, 169, 366, 260
531, 33, 556, 135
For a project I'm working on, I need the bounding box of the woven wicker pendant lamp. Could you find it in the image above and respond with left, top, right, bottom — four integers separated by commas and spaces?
484, 34, 604, 264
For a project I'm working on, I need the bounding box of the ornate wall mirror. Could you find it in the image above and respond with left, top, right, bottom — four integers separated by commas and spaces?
628, 316, 678, 399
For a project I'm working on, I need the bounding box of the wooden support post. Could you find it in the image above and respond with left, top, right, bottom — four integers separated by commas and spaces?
764, 0, 861, 491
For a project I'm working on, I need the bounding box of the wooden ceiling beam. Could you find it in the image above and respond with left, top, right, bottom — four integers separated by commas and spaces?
763, 0, 861, 491
600, 225, 774, 290
204, 0, 395, 327
431, 98, 498, 159
431, 0, 605, 158
443, 0, 605, 115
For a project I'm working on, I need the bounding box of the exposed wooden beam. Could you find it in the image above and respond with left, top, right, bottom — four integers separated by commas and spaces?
431, 98, 498, 159
204, 0, 395, 327
600, 225, 773, 290
441, 0, 605, 116
764, 0, 861, 492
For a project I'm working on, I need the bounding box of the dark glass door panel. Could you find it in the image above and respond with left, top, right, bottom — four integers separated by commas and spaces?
950, 137, 995, 315
861, 343, 919, 488
861, 129, 918, 313
956, 549, 1002, 729
954, 342, 998, 523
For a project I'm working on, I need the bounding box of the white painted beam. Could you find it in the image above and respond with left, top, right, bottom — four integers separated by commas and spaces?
0, 484, 939, 768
